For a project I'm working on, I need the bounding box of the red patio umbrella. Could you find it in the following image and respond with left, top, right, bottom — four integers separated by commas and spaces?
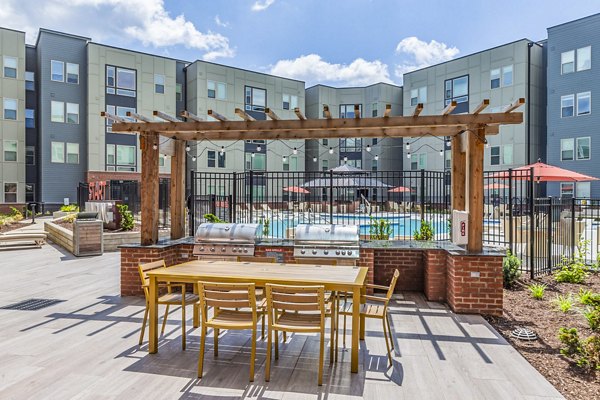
492, 161, 599, 182
388, 186, 412, 193
483, 183, 509, 190
283, 186, 310, 194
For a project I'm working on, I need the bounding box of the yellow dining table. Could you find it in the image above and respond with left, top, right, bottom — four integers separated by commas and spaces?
146, 259, 368, 373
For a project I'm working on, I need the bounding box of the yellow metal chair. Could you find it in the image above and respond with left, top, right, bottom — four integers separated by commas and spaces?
337, 269, 399, 366
264, 284, 329, 386
197, 282, 260, 382
138, 260, 199, 350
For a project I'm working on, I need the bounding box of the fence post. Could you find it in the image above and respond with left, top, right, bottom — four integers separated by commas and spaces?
508, 169, 513, 252
189, 170, 195, 237
420, 169, 425, 221
529, 167, 535, 279
571, 196, 576, 260
249, 170, 254, 223
329, 169, 334, 224
547, 197, 553, 274
232, 172, 237, 223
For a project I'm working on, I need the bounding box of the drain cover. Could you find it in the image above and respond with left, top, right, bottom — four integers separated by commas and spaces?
511, 327, 537, 341
0, 298, 66, 311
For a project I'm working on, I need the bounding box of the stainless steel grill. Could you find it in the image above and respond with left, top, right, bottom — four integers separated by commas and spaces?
293, 224, 359, 260
193, 223, 262, 257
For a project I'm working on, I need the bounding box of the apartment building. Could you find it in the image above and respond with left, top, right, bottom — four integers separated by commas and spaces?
305, 83, 403, 172
546, 13, 600, 197
402, 39, 547, 174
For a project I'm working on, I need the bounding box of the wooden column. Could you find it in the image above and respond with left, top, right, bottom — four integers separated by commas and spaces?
451, 134, 466, 211
140, 132, 160, 245
170, 139, 186, 239
466, 128, 485, 252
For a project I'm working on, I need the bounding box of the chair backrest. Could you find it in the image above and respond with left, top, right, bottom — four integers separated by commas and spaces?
385, 269, 400, 301
237, 256, 277, 263
265, 284, 325, 316
197, 282, 257, 322
295, 258, 337, 266
138, 260, 166, 300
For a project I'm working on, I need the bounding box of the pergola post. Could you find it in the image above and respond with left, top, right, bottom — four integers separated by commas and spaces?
170, 139, 186, 239
466, 128, 485, 252
451, 134, 466, 211
140, 132, 160, 245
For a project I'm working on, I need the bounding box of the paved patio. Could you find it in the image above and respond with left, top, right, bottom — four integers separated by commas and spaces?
0, 243, 563, 399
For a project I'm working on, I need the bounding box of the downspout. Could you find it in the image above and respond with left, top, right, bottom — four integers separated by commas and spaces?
527, 42, 533, 165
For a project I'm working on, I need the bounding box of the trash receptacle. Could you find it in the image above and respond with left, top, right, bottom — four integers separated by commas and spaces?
73, 212, 103, 256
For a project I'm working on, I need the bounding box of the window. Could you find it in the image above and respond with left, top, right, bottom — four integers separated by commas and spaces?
503, 144, 514, 165
340, 104, 361, 118
410, 153, 426, 170
245, 152, 266, 170
372, 138, 378, 145
51, 60, 64, 82
4, 183, 17, 203
410, 86, 427, 106
561, 50, 575, 74
371, 159, 378, 172
116, 145, 136, 166
282, 157, 289, 171
322, 139, 328, 146
51, 142, 65, 163
108, 145, 136, 171
3, 98, 17, 120
561, 138, 574, 161
66, 103, 79, 124
561, 94, 574, 118
577, 46, 591, 71
340, 138, 362, 152
207, 150, 216, 167
347, 159, 362, 168
66, 143, 79, 164
576, 137, 590, 160
444, 75, 469, 110
26, 146, 35, 165
106, 66, 136, 97
105, 105, 135, 131
490, 146, 500, 165
25, 71, 34, 91
207, 80, 216, 98
4, 56, 17, 78
282, 94, 298, 110
576, 182, 591, 198
322, 159, 329, 172
158, 156, 165, 167
208, 80, 226, 100
25, 183, 34, 202
577, 92, 591, 116
106, 144, 115, 165
51, 101, 64, 123
445, 150, 452, 169
419, 154, 427, 169
4, 140, 17, 162
25, 109, 34, 128
490, 68, 500, 89
560, 183, 574, 197
502, 65, 513, 86
154, 74, 164, 94
245, 86, 265, 111
176, 83, 183, 102
66, 63, 79, 84
218, 152, 226, 168
372, 103, 378, 117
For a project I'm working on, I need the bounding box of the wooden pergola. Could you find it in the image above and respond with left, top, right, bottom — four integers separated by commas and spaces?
108, 98, 524, 252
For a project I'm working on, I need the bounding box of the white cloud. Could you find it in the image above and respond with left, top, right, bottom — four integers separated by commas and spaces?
270, 54, 392, 87
251, 0, 275, 12
394, 36, 459, 79
0, 0, 234, 61
214, 15, 229, 28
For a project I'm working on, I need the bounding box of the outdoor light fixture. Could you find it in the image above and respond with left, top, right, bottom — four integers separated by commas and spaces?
293, 147, 298, 155
185, 145, 190, 152
282, 155, 287, 162
486, 142, 490, 148
152, 144, 158, 150
192, 156, 197, 162
375, 154, 379, 161
366, 145, 371, 152
343, 156, 348, 162
439, 149, 444, 157
329, 147, 333, 154
251, 152, 255, 158
407, 152, 412, 159
257, 145, 262, 152
220, 146, 225, 155
405, 142, 410, 150
446, 139, 451, 148
312, 156, 317, 162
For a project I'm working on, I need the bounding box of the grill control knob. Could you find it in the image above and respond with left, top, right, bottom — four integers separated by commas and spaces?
232, 248, 237, 253
221, 248, 226, 252
347, 250, 353, 256
300, 249, 306, 254
335, 250, 340, 255
341, 250, 346, 255
200, 247, 205, 252
244, 249, 249, 253
312, 250, 318, 255
210, 248, 215, 252
324, 250, 329, 255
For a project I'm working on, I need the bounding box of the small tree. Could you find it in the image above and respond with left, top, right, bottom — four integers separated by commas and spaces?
413, 220, 434, 241
116, 204, 134, 231
369, 217, 392, 240
503, 250, 522, 288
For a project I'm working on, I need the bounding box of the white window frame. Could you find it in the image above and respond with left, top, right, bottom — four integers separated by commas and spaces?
410, 86, 427, 106
51, 60, 64, 82
51, 142, 65, 163
4, 140, 17, 162
502, 65, 513, 86
490, 68, 501, 89
576, 91, 591, 116
106, 144, 116, 166
176, 83, 183, 101
503, 144, 514, 165
218, 151, 226, 168
66, 143, 79, 164
66, 63, 79, 84
576, 136, 591, 160
576, 182, 591, 198
4, 182, 17, 203
25, 108, 35, 128
560, 138, 574, 161
560, 182, 574, 197
25, 71, 34, 91
561, 50, 574, 75
26, 145, 35, 165
3, 56, 17, 78
561, 94, 574, 118
66, 103, 79, 124
51, 101, 65, 123
207, 150, 216, 168
154, 74, 165, 94
322, 159, 329, 172
282, 93, 298, 110
116, 145, 136, 167
490, 146, 501, 165
3, 98, 17, 120
577, 46, 591, 71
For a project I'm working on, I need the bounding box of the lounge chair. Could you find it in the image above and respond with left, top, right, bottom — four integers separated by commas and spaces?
0, 231, 47, 248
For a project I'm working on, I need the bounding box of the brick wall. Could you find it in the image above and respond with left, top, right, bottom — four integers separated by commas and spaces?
424, 250, 447, 301
120, 246, 182, 296
374, 249, 423, 292
446, 254, 504, 316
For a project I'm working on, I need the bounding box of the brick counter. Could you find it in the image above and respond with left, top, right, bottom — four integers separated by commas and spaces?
120, 240, 504, 316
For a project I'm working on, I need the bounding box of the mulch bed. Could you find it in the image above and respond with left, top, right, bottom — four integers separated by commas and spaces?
54, 220, 141, 233
485, 273, 600, 399
0, 223, 22, 234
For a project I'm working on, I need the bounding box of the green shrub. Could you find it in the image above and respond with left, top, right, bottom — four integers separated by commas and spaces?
63, 214, 77, 224
582, 307, 600, 331
413, 220, 434, 241
577, 289, 600, 307
503, 250, 522, 288
554, 239, 589, 284
552, 294, 574, 313
528, 283, 547, 300
9, 207, 23, 221
369, 217, 392, 240
558, 327, 600, 371
60, 204, 79, 212
203, 213, 224, 223
262, 217, 270, 237
116, 204, 134, 231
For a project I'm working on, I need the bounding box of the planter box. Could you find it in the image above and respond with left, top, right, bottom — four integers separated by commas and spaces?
44, 221, 74, 253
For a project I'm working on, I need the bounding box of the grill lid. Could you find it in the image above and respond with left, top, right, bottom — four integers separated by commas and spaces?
195, 223, 262, 243
294, 224, 359, 244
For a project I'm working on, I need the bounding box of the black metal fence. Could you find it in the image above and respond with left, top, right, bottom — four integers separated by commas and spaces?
77, 179, 171, 227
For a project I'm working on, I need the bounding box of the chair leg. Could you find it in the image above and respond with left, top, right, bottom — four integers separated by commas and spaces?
161, 304, 170, 335
181, 302, 186, 351
198, 326, 207, 378
382, 317, 393, 367
318, 329, 325, 386
139, 306, 149, 345
193, 303, 199, 329
265, 327, 272, 382
274, 330, 279, 360
214, 328, 219, 357
249, 328, 257, 382
283, 331, 287, 343
343, 311, 347, 348
386, 314, 394, 351
329, 298, 335, 364
335, 301, 340, 362
261, 313, 265, 340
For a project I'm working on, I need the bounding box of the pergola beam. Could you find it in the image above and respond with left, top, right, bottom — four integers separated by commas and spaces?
384, 104, 392, 117
180, 110, 204, 122
294, 107, 306, 120
208, 109, 228, 121
153, 110, 179, 122
354, 104, 361, 119
100, 111, 126, 123
235, 108, 256, 121
472, 99, 490, 115
504, 97, 526, 113
265, 108, 280, 120
413, 103, 423, 117
126, 111, 152, 122
442, 101, 457, 116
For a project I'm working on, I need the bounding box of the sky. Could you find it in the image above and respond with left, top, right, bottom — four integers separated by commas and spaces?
1, 0, 598, 87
